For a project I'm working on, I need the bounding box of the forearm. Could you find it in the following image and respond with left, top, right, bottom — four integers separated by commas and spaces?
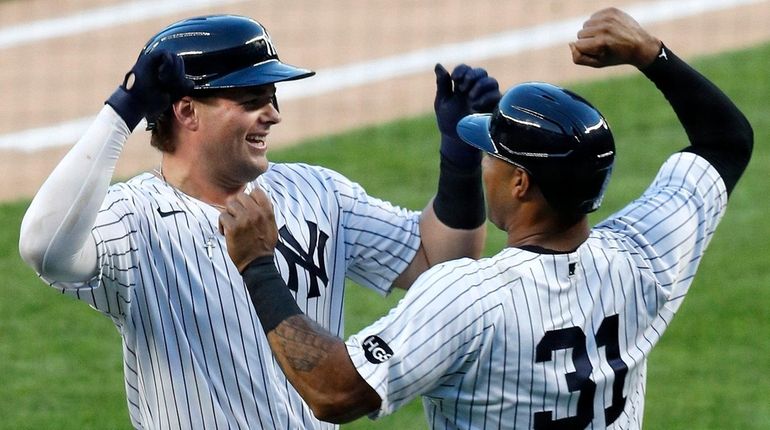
269, 316, 381, 423
641, 45, 753, 194
242, 257, 381, 423
414, 62, 495, 276
432, 151, 486, 233
18, 106, 129, 280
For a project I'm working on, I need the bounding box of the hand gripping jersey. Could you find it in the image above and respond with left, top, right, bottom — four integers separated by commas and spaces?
347, 152, 726, 429
43, 162, 421, 429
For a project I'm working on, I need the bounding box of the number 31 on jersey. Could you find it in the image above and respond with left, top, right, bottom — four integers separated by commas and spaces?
535, 314, 629, 429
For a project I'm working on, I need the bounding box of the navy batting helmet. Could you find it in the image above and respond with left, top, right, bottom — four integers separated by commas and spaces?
142, 14, 314, 90
457, 82, 615, 214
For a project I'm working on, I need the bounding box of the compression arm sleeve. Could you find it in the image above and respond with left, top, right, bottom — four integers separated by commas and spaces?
18, 106, 130, 281
641, 45, 753, 195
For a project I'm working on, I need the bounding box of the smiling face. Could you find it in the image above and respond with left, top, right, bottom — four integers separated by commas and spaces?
194, 84, 281, 185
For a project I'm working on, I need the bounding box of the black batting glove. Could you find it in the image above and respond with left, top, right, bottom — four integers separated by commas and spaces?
105, 50, 194, 130
434, 63, 501, 169
456, 66, 502, 114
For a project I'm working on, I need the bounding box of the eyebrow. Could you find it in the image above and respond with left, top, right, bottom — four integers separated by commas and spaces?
238, 94, 273, 104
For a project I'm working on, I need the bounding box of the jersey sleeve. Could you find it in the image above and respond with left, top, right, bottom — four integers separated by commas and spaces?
345, 259, 487, 418
321, 167, 422, 295
41, 184, 141, 320
596, 152, 728, 300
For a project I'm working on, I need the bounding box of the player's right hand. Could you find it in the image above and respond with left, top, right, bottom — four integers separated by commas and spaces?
570, 7, 662, 69
105, 49, 194, 130
219, 187, 278, 273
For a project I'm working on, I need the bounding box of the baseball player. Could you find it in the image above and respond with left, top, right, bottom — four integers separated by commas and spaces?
221, 8, 753, 428
17, 14, 501, 430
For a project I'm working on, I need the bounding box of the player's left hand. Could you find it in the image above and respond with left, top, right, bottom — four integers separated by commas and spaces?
570, 7, 662, 69
219, 187, 278, 273
434, 63, 501, 168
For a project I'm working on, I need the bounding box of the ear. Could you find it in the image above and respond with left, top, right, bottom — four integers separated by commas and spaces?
172, 97, 199, 131
510, 167, 531, 200
511, 168, 549, 206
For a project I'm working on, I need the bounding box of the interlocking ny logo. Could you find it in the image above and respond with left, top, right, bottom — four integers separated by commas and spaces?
276, 221, 329, 298
263, 30, 277, 57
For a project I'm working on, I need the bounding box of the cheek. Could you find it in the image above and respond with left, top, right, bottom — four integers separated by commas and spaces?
481, 174, 499, 218
482, 165, 512, 229
481, 161, 503, 199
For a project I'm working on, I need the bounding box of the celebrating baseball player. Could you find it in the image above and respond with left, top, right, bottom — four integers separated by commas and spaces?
17, 14, 501, 429
221, 8, 753, 428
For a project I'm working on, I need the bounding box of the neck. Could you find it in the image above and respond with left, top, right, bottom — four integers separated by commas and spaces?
505, 209, 589, 253
158, 156, 246, 208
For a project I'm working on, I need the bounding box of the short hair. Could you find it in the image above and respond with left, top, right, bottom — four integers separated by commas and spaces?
149, 108, 177, 153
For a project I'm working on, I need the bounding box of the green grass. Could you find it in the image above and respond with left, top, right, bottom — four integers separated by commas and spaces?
2, 42, 770, 429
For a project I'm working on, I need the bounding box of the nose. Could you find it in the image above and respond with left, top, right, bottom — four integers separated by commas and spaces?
263, 101, 282, 126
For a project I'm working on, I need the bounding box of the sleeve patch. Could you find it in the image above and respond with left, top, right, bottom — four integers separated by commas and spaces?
362, 335, 394, 364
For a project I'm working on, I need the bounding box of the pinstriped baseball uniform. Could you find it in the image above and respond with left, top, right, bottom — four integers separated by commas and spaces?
43, 162, 421, 429
347, 152, 726, 429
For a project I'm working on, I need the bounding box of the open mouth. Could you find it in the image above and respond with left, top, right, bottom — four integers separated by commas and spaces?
246, 134, 267, 149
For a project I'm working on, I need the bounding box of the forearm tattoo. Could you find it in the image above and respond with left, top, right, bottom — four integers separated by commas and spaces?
273, 315, 339, 372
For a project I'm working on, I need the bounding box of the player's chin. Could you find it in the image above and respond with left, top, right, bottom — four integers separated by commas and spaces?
250, 155, 270, 177
486, 206, 505, 232
234, 153, 268, 182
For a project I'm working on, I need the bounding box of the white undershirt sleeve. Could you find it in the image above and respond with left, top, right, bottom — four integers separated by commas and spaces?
19, 106, 131, 281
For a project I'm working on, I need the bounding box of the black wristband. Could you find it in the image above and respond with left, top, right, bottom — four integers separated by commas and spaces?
432, 155, 485, 229
241, 256, 302, 334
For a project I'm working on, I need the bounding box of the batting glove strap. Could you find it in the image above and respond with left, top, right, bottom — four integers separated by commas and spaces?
241, 256, 302, 334
433, 155, 485, 229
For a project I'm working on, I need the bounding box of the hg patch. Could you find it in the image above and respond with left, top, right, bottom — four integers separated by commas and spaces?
362, 335, 394, 364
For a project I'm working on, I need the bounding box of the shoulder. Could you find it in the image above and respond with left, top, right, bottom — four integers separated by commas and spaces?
596, 152, 727, 233
650, 152, 726, 199
263, 162, 347, 180
102, 172, 161, 209
259, 162, 380, 213
260, 162, 356, 190
592, 152, 728, 278
409, 254, 516, 301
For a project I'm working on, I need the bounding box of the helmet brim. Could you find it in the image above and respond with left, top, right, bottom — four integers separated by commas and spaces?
195, 58, 315, 90
457, 113, 496, 154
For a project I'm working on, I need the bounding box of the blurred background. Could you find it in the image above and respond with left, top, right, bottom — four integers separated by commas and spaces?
1, 0, 769, 202
1, 1, 769, 429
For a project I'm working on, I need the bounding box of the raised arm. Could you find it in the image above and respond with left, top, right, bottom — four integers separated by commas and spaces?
18, 50, 192, 281
393, 64, 501, 289
570, 7, 752, 194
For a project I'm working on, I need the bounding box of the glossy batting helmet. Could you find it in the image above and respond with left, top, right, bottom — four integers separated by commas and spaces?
143, 14, 314, 90
140, 14, 315, 127
457, 82, 615, 214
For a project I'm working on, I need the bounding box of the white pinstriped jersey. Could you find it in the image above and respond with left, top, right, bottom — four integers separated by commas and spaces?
347, 152, 727, 429
43, 162, 421, 429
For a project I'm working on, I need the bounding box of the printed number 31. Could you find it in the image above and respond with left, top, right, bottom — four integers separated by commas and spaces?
534, 314, 629, 429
